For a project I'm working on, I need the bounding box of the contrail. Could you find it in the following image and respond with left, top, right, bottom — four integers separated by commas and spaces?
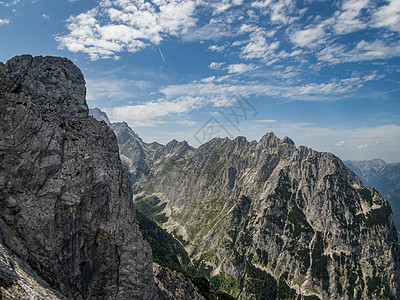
158, 48, 166, 64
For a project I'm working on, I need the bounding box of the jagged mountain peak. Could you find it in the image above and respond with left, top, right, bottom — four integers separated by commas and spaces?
89, 107, 111, 126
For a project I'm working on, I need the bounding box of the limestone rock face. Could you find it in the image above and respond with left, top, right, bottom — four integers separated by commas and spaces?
0, 55, 158, 299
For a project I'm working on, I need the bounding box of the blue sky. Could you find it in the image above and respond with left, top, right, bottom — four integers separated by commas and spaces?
1, 0, 400, 162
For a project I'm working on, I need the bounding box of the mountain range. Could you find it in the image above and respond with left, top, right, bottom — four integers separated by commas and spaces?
90, 108, 400, 299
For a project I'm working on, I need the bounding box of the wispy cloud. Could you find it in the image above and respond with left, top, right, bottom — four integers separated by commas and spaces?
208, 62, 225, 69
332, 0, 369, 34
86, 77, 153, 102
108, 96, 204, 126
208, 45, 226, 52
159, 72, 380, 103
226, 63, 256, 74
372, 0, 400, 32
0, 0, 19, 7
317, 40, 400, 64
0, 18, 10, 25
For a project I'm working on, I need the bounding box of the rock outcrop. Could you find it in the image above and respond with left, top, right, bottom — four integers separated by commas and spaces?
153, 263, 205, 300
0, 55, 158, 299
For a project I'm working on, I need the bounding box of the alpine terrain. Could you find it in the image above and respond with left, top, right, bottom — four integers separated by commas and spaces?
345, 159, 400, 234
90, 109, 400, 300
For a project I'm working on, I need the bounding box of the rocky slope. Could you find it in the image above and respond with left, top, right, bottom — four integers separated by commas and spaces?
89, 108, 164, 187
128, 133, 399, 299
0, 55, 158, 299
345, 159, 400, 233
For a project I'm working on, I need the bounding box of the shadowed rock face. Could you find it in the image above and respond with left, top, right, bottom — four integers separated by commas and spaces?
0, 55, 158, 299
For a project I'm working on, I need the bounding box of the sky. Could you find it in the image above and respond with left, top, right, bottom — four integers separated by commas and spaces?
1, 0, 400, 162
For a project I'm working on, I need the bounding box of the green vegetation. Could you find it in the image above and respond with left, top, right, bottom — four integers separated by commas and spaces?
256, 248, 269, 266
190, 277, 216, 300
359, 188, 373, 205
303, 296, 321, 300
295, 248, 310, 273
216, 291, 236, 300
287, 204, 314, 237
278, 272, 297, 299
134, 195, 168, 226
311, 232, 329, 290
244, 263, 277, 299
365, 206, 392, 226
210, 272, 242, 297
135, 211, 192, 273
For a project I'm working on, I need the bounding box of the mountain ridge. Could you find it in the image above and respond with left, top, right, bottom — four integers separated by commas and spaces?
91, 108, 400, 299
344, 159, 400, 235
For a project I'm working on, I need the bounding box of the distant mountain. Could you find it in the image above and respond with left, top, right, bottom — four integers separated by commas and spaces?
345, 159, 400, 234
89, 107, 111, 126
90, 109, 400, 299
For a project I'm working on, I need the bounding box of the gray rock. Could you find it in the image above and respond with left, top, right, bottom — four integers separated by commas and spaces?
0, 55, 158, 299
0, 241, 68, 299
153, 263, 205, 300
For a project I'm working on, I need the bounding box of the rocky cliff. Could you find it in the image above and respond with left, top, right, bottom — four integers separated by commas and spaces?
126, 132, 400, 299
345, 159, 400, 233
0, 55, 158, 299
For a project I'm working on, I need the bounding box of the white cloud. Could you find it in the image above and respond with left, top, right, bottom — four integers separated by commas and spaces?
0, 18, 10, 25
357, 144, 369, 149
159, 73, 372, 104
240, 26, 280, 64
108, 96, 204, 126
332, 0, 369, 34
318, 40, 400, 64
335, 140, 345, 146
256, 119, 276, 123
226, 63, 256, 74
290, 23, 326, 48
86, 77, 153, 101
211, 1, 232, 15
269, 0, 297, 24
209, 45, 226, 52
1, 0, 19, 7
208, 62, 225, 69
201, 76, 215, 83
57, 0, 197, 60
251, 0, 272, 9
42, 14, 49, 19
372, 0, 400, 32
